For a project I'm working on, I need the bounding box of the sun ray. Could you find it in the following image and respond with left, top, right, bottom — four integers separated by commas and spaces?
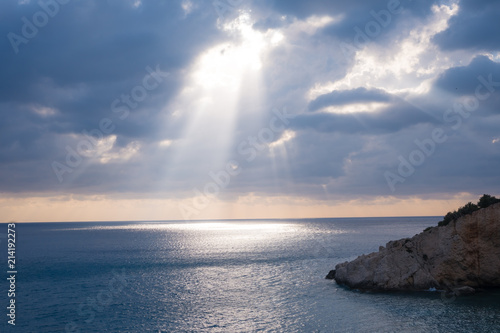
161, 11, 284, 201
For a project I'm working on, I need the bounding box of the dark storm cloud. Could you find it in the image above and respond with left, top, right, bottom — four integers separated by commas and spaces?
260, 0, 436, 20
435, 55, 500, 95
253, 0, 439, 40
327, 124, 500, 198
293, 102, 439, 135
321, 0, 438, 40
1, 1, 220, 100
434, 55, 500, 116
432, 0, 500, 51
308, 88, 392, 111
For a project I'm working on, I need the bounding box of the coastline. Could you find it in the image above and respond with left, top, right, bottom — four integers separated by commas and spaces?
328, 201, 500, 293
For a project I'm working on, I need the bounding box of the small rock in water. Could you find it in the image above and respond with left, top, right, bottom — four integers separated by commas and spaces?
453, 286, 476, 296
325, 270, 336, 280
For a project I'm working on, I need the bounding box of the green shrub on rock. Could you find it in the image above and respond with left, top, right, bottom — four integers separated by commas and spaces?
436, 194, 498, 227
478, 194, 500, 209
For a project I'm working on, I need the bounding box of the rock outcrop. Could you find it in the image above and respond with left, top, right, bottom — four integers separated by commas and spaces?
330, 203, 500, 292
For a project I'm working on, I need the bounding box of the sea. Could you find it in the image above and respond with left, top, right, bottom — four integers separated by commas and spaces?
1, 217, 499, 332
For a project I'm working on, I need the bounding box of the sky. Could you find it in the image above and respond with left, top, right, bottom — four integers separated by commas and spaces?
1, 0, 499, 222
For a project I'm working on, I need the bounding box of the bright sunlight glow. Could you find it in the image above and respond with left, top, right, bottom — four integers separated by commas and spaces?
193, 12, 283, 89
164, 11, 285, 197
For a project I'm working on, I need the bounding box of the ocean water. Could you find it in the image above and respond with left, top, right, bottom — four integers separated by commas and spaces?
1, 217, 499, 332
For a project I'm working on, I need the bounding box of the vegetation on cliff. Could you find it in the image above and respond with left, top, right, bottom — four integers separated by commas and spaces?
436, 194, 500, 227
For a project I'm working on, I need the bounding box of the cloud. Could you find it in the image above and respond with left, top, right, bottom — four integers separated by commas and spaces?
293, 102, 439, 134
0, 0, 226, 191
432, 0, 500, 51
434, 55, 500, 94
1, 0, 500, 220
433, 55, 500, 116
308, 87, 392, 111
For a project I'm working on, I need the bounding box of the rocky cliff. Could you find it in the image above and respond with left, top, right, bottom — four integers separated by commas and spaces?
329, 203, 500, 292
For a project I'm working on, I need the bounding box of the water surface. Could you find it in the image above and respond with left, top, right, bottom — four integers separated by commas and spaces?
1, 217, 499, 332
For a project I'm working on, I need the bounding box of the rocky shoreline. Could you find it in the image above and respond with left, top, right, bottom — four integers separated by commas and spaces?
327, 202, 500, 294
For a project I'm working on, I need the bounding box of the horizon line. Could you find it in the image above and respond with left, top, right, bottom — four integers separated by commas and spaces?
0, 215, 442, 223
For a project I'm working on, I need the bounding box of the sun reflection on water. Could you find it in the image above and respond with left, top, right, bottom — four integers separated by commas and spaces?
60, 221, 303, 232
